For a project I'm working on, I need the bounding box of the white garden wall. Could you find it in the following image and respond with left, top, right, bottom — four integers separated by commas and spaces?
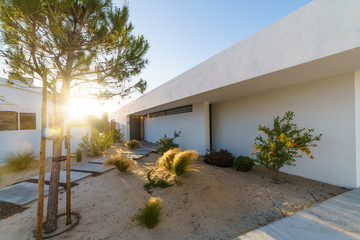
144, 102, 209, 155
0, 80, 91, 163
212, 73, 357, 188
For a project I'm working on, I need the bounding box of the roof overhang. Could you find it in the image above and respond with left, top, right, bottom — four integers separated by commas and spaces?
112, 0, 360, 117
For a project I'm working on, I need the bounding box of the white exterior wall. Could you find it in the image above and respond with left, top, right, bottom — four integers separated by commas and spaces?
212, 73, 357, 188
144, 102, 209, 155
0, 82, 91, 163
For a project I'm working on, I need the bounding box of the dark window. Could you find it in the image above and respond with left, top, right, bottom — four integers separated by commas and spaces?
149, 111, 165, 118
166, 105, 192, 116
149, 105, 192, 118
20, 113, 36, 130
0, 111, 18, 131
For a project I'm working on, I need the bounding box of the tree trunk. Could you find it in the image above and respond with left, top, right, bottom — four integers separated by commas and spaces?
44, 89, 63, 233
36, 77, 47, 239
44, 82, 69, 233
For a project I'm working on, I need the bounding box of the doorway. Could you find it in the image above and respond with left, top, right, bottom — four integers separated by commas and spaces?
129, 115, 144, 140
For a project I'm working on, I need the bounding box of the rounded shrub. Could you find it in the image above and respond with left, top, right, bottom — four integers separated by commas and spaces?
233, 156, 255, 172
203, 149, 235, 168
76, 148, 82, 162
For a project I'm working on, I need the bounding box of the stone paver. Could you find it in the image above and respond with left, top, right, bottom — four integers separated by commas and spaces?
30, 170, 92, 184
234, 188, 360, 240
0, 182, 63, 206
88, 157, 107, 164
71, 163, 114, 173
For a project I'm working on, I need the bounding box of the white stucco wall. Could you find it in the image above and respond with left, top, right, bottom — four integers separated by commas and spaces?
212, 73, 357, 188
144, 102, 209, 155
0, 81, 91, 163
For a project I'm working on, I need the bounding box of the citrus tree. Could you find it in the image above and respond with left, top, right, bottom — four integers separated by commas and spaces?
251, 111, 322, 182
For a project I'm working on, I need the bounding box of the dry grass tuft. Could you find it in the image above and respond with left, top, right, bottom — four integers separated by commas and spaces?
125, 139, 141, 150
136, 197, 163, 229
157, 148, 181, 170
104, 153, 135, 172
171, 150, 198, 176
4, 149, 37, 171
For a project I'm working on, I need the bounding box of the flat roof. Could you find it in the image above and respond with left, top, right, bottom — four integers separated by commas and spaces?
113, 0, 360, 116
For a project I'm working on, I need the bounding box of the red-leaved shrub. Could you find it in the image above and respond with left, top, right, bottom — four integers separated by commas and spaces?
203, 149, 235, 167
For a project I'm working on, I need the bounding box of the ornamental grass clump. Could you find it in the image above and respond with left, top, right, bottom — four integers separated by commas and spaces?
136, 197, 163, 229
157, 148, 181, 170
171, 150, 198, 176
251, 111, 322, 182
125, 139, 140, 150
5, 149, 37, 171
104, 153, 135, 172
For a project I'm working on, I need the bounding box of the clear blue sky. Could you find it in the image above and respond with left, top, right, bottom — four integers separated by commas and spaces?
115, 0, 312, 102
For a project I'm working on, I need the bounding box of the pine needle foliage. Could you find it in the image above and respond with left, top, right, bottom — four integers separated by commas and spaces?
157, 148, 181, 170
104, 153, 134, 172
171, 150, 198, 176
136, 197, 163, 229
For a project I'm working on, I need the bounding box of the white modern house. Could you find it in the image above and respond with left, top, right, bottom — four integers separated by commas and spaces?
0, 78, 90, 164
112, 0, 360, 189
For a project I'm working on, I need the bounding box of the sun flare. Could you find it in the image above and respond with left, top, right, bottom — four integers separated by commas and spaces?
69, 97, 107, 119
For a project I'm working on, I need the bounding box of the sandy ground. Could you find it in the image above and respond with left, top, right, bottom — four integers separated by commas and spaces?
0, 150, 348, 240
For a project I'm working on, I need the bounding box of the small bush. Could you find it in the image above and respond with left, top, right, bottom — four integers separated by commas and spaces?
125, 139, 140, 150
5, 149, 37, 171
203, 149, 235, 168
233, 156, 255, 172
157, 148, 181, 170
156, 130, 181, 154
75, 148, 82, 162
136, 197, 163, 229
79, 128, 114, 156
171, 150, 198, 176
111, 129, 125, 143
251, 111, 322, 182
144, 169, 174, 194
104, 153, 135, 172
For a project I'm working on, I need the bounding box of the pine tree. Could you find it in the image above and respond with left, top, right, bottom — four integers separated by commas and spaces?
0, 0, 149, 234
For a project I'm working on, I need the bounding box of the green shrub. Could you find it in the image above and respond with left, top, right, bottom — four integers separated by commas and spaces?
125, 139, 140, 150
79, 128, 114, 156
233, 156, 255, 172
5, 149, 37, 171
136, 197, 163, 229
75, 148, 82, 162
251, 111, 322, 182
143, 169, 173, 194
171, 150, 198, 176
104, 153, 135, 172
156, 130, 181, 154
157, 148, 181, 170
111, 129, 125, 143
